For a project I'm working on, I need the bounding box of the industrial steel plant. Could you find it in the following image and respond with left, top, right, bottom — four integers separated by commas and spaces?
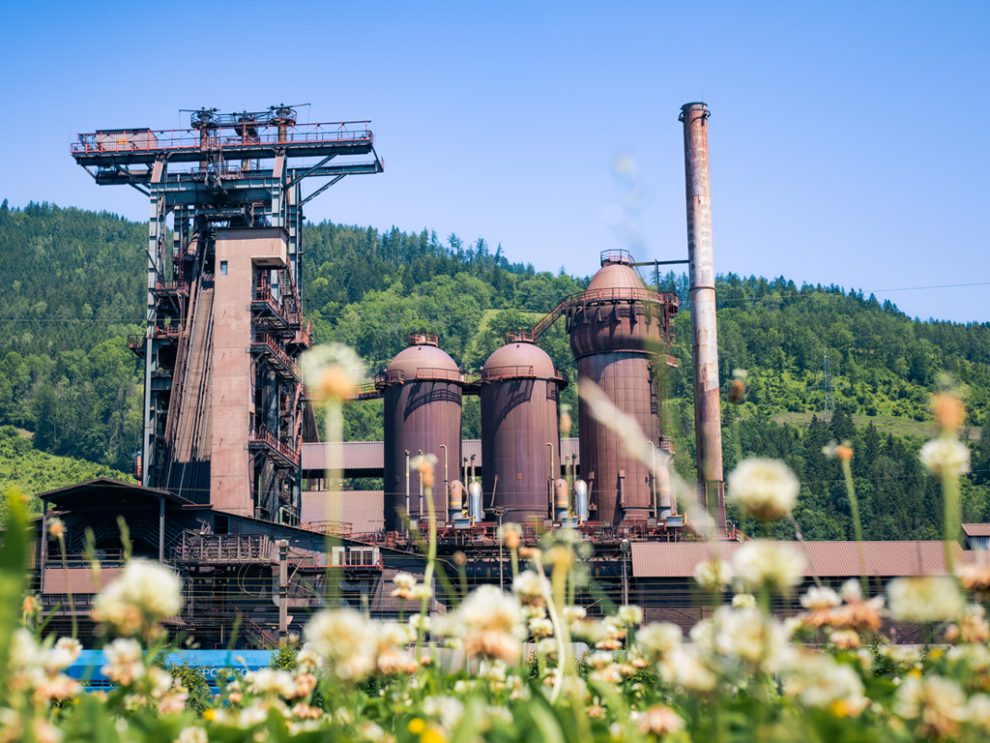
31, 102, 962, 646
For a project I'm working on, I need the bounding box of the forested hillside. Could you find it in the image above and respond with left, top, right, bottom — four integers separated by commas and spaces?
2, 201, 989, 538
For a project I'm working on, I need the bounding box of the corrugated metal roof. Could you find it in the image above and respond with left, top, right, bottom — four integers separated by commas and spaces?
631, 541, 969, 579
963, 523, 990, 537
301, 490, 384, 534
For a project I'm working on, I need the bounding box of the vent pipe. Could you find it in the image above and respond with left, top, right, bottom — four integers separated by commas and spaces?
679, 101, 726, 529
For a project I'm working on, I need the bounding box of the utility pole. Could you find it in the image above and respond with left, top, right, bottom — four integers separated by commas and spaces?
822, 353, 834, 415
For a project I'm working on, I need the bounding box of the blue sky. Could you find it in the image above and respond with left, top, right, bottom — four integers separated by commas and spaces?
2, 1, 987, 322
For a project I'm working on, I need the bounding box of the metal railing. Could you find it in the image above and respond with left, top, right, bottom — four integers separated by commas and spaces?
479, 365, 566, 383
252, 334, 298, 376
252, 287, 298, 327
172, 532, 273, 563
71, 121, 374, 156
304, 520, 355, 536
251, 424, 299, 462
376, 367, 464, 385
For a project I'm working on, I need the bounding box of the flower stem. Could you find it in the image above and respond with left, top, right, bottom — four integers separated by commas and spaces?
325, 400, 343, 605
841, 458, 867, 593
57, 533, 77, 639
421, 485, 437, 620
942, 470, 961, 574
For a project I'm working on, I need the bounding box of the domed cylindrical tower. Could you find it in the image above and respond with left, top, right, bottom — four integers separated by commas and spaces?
382, 333, 464, 531
481, 335, 565, 524
568, 250, 678, 526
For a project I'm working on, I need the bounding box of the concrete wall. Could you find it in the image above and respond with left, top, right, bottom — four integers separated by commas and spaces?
210, 229, 287, 515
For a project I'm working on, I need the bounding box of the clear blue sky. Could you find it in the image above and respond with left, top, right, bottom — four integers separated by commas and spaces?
3, 1, 987, 322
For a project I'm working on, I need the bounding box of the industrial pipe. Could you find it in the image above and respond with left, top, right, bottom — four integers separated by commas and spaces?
545, 442, 556, 517
417, 449, 424, 518
554, 478, 569, 522
404, 450, 411, 530
468, 481, 483, 522
440, 444, 449, 500
574, 479, 589, 524
448, 480, 464, 523
679, 101, 726, 529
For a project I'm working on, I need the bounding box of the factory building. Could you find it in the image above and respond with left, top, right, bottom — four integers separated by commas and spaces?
29, 100, 968, 648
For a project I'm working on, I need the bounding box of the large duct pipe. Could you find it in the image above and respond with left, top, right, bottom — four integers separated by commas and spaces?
679, 102, 726, 529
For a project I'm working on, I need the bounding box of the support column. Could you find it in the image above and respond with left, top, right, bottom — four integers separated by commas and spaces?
277, 539, 289, 642
144, 185, 166, 487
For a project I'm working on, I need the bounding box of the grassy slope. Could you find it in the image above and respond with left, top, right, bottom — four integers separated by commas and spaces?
0, 426, 133, 517
771, 411, 982, 441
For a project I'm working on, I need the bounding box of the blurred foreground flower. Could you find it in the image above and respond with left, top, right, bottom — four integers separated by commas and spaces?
457, 585, 525, 663
727, 457, 799, 522
304, 608, 376, 682
919, 437, 971, 478
693, 558, 733, 592
91, 559, 183, 637
886, 577, 966, 623
732, 540, 806, 594
299, 343, 367, 404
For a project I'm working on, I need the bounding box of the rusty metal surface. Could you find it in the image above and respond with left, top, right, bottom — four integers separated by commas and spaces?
481, 341, 563, 522
568, 255, 669, 527
382, 337, 463, 530
577, 354, 659, 526
680, 102, 725, 526
301, 438, 580, 475
631, 541, 970, 578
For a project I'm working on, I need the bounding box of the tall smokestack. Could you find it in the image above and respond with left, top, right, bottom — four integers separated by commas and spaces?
679, 101, 726, 529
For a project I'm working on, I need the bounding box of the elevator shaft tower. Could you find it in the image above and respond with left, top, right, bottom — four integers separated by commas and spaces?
71, 106, 382, 522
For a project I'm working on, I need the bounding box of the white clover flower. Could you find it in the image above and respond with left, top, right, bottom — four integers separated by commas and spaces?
887, 577, 966, 623
562, 606, 586, 622
456, 585, 525, 663
422, 695, 464, 731
895, 675, 967, 737
304, 609, 377, 681
840, 578, 863, 603
47, 637, 82, 673
175, 727, 208, 743
527, 617, 554, 638
299, 343, 367, 403
732, 593, 757, 609
410, 583, 433, 601
732, 540, 806, 593
700, 606, 790, 672
8, 628, 42, 675
634, 622, 682, 661
616, 604, 643, 627
92, 559, 183, 636
965, 694, 990, 734
727, 458, 800, 521
693, 558, 734, 592
920, 437, 971, 477
102, 638, 145, 686
660, 645, 717, 692
637, 705, 685, 736
780, 650, 866, 709
245, 669, 296, 698
512, 570, 549, 604
409, 613, 431, 633
800, 586, 842, 611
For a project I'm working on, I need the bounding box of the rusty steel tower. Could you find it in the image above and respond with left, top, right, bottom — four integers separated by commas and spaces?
71, 106, 382, 522
567, 251, 679, 527
679, 101, 726, 528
